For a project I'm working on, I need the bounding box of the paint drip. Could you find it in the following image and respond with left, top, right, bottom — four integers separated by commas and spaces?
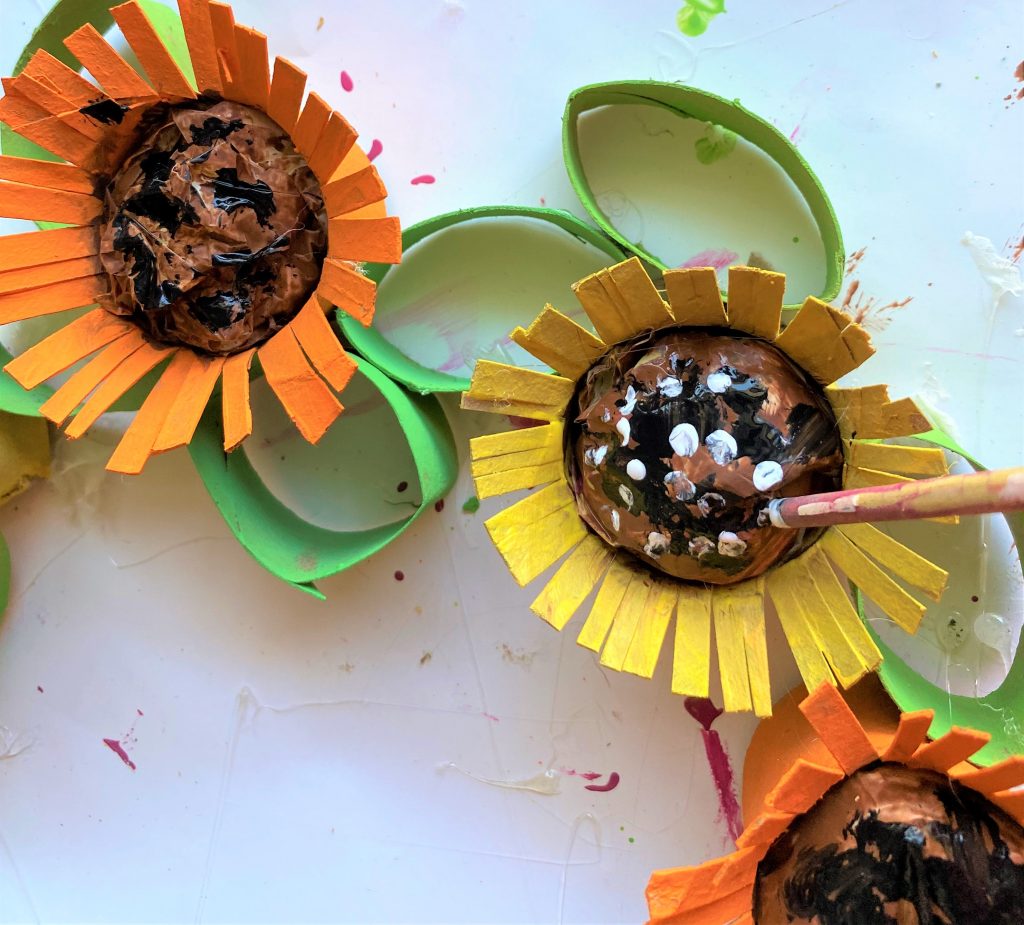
685, 697, 743, 844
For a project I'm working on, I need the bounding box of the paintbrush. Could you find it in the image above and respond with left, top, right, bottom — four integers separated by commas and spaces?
765, 466, 1024, 529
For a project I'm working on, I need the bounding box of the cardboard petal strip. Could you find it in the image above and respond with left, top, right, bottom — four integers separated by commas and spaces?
647, 859, 729, 923
470, 435, 561, 476
0, 95, 101, 169
0, 156, 95, 194
4, 308, 129, 388
821, 530, 928, 633
290, 298, 357, 393
39, 331, 146, 425
0, 275, 108, 324
530, 534, 613, 630
484, 480, 587, 586
828, 385, 929, 440
873, 397, 931, 438
178, 0, 222, 95
323, 166, 387, 218
64, 23, 156, 100
221, 347, 255, 452
470, 423, 564, 459
846, 441, 948, 477
317, 262, 377, 325
622, 581, 677, 678
231, 25, 270, 110
663, 267, 728, 327
735, 811, 795, 850
106, 352, 195, 474
291, 92, 332, 159
713, 585, 755, 713
474, 461, 563, 500
509, 304, 606, 380
22, 49, 102, 107
726, 266, 784, 340
259, 326, 343, 445
990, 789, 1024, 821
741, 580, 773, 718
577, 557, 632, 651
0, 226, 99, 273
463, 360, 574, 422
774, 297, 875, 385
327, 217, 402, 264
908, 727, 991, 773
5, 75, 107, 142
955, 756, 1024, 794
309, 113, 358, 183
110, 1, 197, 99
600, 570, 654, 671
153, 354, 226, 451
0, 254, 102, 296
671, 583, 713, 697
765, 759, 845, 815
881, 709, 935, 762
798, 682, 878, 774
267, 56, 305, 133
0, 181, 102, 225
64, 342, 173, 438
207, 1, 240, 93
766, 561, 836, 693
573, 257, 671, 344
836, 522, 948, 601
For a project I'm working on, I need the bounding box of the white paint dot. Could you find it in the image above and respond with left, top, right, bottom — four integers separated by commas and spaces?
705, 429, 738, 465
644, 532, 671, 557
626, 459, 647, 481
621, 385, 638, 415
707, 371, 731, 393
616, 417, 631, 446
585, 445, 609, 467
658, 376, 683, 398
717, 531, 747, 558
610, 510, 620, 532
602, 408, 612, 423
664, 470, 696, 501
669, 422, 699, 457
753, 460, 784, 491
618, 484, 634, 508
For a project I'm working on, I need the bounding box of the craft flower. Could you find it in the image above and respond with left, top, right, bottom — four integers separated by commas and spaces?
0, 0, 400, 475
645, 682, 1024, 924
462, 257, 952, 714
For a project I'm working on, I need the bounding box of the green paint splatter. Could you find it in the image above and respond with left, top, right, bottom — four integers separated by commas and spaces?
676, 0, 726, 37
462, 495, 480, 514
694, 123, 738, 165
628, 836, 636, 844
792, 236, 800, 243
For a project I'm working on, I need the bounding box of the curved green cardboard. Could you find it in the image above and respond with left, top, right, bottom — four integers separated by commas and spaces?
0, 0, 192, 416
863, 429, 1024, 766
188, 354, 458, 597
562, 81, 845, 311
336, 205, 629, 394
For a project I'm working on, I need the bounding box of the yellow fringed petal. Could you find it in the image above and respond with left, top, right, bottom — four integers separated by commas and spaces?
663, 266, 728, 327
775, 296, 874, 385
510, 304, 606, 379
671, 583, 713, 697
726, 266, 784, 340
577, 558, 632, 651
530, 534, 613, 630
836, 522, 948, 602
622, 579, 677, 678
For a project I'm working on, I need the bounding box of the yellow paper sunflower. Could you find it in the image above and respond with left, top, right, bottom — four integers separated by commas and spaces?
0, 0, 400, 474
645, 681, 1024, 924
462, 257, 952, 715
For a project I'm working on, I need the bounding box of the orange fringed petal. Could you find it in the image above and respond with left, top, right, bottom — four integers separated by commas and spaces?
231, 24, 270, 110
0, 225, 99, 272
290, 297, 357, 392
110, 1, 196, 99
907, 727, 991, 773
327, 216, 402, 264
221, 347, 255, 452
0, 275, 108, 324
178, 0, 222, 95
0, 156, 95, 194
152, 353, 226, 451
799, 682, 878, 774
881, 709, 934, 762
267, 56, 305, 133
64, 23, 156, 100
317, 261, 377, 325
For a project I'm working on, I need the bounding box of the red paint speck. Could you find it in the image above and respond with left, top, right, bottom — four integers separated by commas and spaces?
560, 768, 603, 781
434, 499, 445, 513
36, 685, 43, 693
539, 196, 546, 205
103, 738, 136, 771
411, 174, 435, 185
136, 708, 144, 716
584, 771, 621, 792
340, 70, 354, 92
482, 712, 500, 722
397, 480, 409, 493
367, 139, 383, 162
394, 570, 405, 581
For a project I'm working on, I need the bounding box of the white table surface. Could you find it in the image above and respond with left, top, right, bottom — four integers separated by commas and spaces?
0, 1, 1022, 922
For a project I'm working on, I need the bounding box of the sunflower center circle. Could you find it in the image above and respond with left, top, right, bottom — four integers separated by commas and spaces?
98, 99, 327, 355
566, 327, 844, 585
752, 762, 1024, 923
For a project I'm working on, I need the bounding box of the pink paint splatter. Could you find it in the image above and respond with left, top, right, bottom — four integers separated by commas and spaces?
367, 139, 383, 162
679, 248, 739, 271
36, 685, 43, 693
684, 697, 742, 844
411, 174, 435, 185
340, 70, 354, 92
482, 712, 500, 723
584, 771, 621, 793
103, 738, 136, 771
559, 768, 603, 781
789, 123, 802, 143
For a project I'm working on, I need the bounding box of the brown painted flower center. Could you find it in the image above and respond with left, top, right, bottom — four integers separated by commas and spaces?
752, 763, 1024, 924
565, 327, 844, 584
98, 99, 327, 356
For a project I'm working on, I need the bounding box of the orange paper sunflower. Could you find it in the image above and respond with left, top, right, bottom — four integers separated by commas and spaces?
645, 681, 1024, 924
0, 0, 400, 474
463, 257, 953, 714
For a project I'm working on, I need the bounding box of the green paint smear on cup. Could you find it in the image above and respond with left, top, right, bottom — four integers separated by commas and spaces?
676, 0, 726, 37
694, 123, 738, 164
462, 496, 480, 514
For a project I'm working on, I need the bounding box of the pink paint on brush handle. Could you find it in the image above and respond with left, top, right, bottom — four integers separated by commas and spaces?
768, 467, 1024, 529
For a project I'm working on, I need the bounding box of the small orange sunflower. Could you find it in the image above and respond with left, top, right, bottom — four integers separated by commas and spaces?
645, 681, 1024, 924
0, 0, 400, 474
463, 257, 953, 714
